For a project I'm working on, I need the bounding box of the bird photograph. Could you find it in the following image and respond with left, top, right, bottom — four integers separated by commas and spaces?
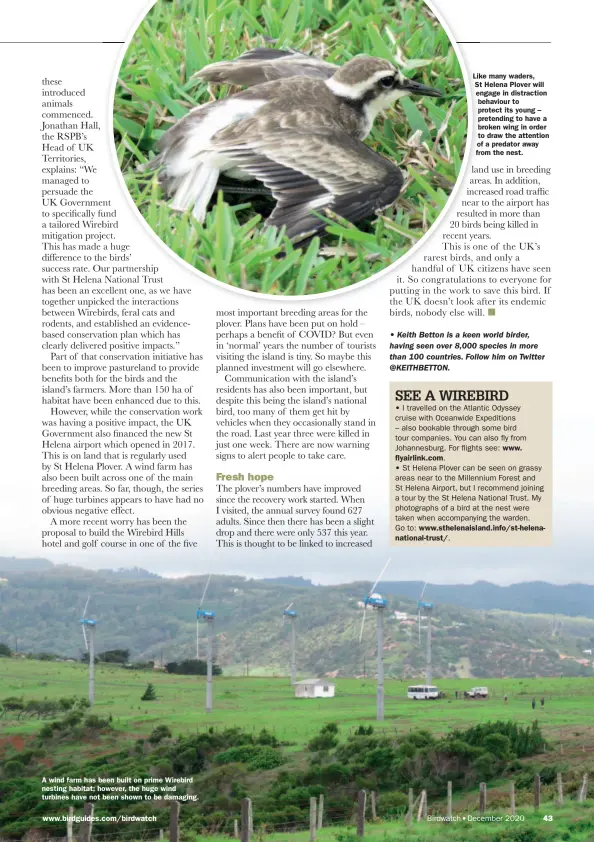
114, 0, 467, 295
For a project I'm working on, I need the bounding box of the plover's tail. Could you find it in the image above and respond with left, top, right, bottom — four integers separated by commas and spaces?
142, 99, 222, 222
168, 161, 220, 222
145, 95, 266, 222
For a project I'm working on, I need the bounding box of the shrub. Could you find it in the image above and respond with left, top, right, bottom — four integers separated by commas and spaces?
84, 714, 111, 730
149, 724, 172, 743
308, 732, 339, 751
141, 683, 157, 701
246, 747, 284, 771
374, 791, 408, 818
214, 745, 284, 770
3, 760, 24, 777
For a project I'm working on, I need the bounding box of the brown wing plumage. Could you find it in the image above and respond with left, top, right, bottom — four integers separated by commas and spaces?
211, 125, 403, 242
197, 48, 338, 87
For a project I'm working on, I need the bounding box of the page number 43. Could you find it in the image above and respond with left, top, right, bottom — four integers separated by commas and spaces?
543, 816, 554, 822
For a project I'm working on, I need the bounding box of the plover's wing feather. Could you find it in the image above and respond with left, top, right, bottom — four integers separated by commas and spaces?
213, 129, 403, 241
197, 49, 338, 87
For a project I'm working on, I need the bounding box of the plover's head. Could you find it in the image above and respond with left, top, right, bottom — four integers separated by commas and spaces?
326, 56, 443, 116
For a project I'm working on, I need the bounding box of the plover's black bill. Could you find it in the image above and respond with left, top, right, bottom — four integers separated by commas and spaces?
400, 77, 443, 97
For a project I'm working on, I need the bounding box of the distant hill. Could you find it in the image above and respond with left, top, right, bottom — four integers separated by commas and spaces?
378, 581, 594, 619
0, 557, 53, 573
261, 576, 315, 587
103, 567, 162, 580
0, 568, 593, 680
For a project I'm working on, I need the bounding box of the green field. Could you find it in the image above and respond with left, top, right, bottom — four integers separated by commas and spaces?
205, 809, 594, 842
2, 660, 594, 840
2, 659, 593, 748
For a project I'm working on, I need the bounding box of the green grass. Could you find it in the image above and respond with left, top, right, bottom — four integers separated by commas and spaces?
114, 0, 467, 294
204, 806, 594, 841
2, 660, 593, 748
2, 662, 594, 841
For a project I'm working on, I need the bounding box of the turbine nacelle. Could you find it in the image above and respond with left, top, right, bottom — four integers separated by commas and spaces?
80, 618, 97, 626
364, 594, 387, 609
283, 609, 297, 618
197, 609, 215, 620
418, 601, 434, 611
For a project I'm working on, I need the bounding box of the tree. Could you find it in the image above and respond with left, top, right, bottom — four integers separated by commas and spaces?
141, 683, 157, 701
0, 643, 12, 658
98, 649, 130, 664
165, 659, 222, 676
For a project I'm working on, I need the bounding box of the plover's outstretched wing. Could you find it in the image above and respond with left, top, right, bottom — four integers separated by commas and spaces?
197, 48, 338, 87
150, 97, 267, 219
212, 128, 403, 242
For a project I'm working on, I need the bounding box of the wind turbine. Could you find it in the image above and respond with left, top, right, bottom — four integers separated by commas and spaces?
283, 602, 297, 685
80, 597, 97, 706
358, 559, 391, 721
196, 575, 215, 713
417, 583, 434, 685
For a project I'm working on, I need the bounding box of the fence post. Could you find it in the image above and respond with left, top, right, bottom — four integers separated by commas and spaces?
309, 797, 317, 842
370, 791, 377, 821
578, 773, 589, 802
249, 799, 253, 836
317, 794, 324, 830
479, 783, 487, 814
556, 772, 564, 806
159, 831, 164, 841
417, 790, 427, 822
357, 790, 366, 837
510, 782, 516, 816
446, 781, 452, 819
78, 802, 94, 842
169, 801, 180, 842
67, 806, 74, 842
406, 788, 414, 827
533, 775, 541, 809
241, 798, 252, 842
233, 819, 239, 839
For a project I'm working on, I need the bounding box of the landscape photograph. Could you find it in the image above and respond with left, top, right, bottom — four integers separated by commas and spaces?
1, 558, 593, 841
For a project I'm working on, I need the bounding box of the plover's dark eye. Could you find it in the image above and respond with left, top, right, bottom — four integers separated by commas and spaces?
379, 76, 395, 89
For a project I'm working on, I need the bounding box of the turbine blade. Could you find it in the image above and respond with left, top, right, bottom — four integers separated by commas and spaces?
82, 624, 88, 650
82, 596, 90, 618
285, 602, 294, 611
358, 608, 367, 643
199, 572, 212, 608
419, 582, 427, 600
369, 558, 391, 595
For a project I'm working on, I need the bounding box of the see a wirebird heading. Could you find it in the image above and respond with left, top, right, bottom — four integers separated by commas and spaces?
151, 48, 443, 243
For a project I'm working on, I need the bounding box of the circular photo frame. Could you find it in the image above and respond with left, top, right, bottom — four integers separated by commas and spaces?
114, 0, 468, 296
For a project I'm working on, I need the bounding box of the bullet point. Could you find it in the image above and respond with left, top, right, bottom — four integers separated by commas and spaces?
488, 308, 496, 316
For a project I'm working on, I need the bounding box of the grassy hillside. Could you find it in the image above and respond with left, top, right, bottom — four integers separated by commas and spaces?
1, 571, 593, 679
1, 662, 593, 839
1, 661, 593, 744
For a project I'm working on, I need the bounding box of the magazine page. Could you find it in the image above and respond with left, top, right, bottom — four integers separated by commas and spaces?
0, 0, 590, 840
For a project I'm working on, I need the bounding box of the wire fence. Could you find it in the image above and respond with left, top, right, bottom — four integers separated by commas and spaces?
3, 774, 592, 842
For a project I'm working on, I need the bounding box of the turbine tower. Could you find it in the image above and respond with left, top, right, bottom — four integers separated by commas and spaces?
417, 583, 434, 685
80, 597, 97, 706
196, 573, 211, 661
358, 559, 391, 721
283, 603, 297, 685
196, 576, 215, 713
